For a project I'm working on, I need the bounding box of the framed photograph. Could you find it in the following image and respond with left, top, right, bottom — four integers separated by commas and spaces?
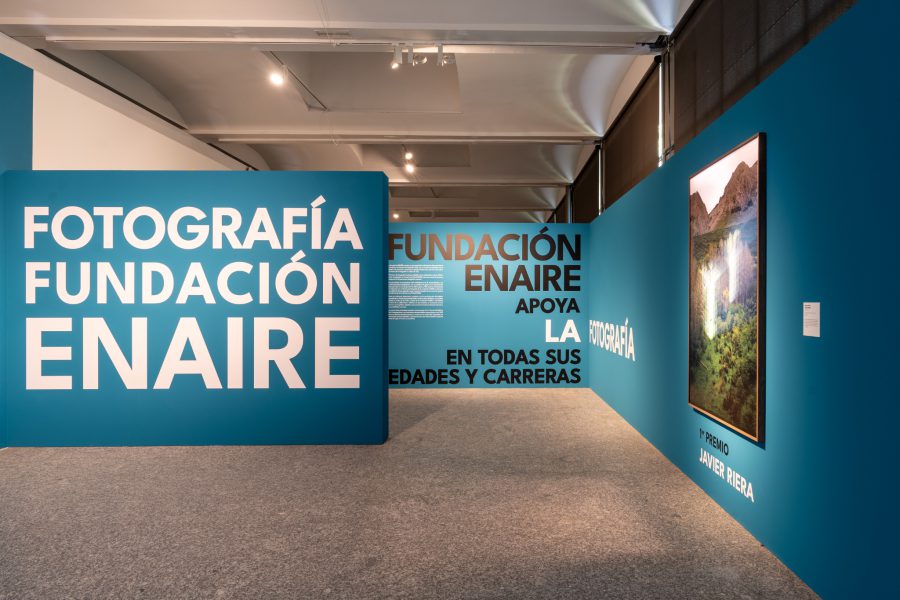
688, 133, 765, 441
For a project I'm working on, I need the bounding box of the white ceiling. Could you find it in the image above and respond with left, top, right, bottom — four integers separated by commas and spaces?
0, 0, 692, 222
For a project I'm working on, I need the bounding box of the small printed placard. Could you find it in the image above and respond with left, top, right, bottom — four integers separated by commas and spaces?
803, 302, 820, 338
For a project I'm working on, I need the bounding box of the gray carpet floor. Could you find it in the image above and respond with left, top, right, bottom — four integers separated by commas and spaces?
0, 388, 817, 599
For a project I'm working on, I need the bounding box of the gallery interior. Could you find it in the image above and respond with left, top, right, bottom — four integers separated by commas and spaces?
0, 1, 894, 598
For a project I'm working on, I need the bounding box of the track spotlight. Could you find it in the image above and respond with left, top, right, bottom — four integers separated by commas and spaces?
404, 151, 413, 161
393, 213, 400, 219
269, 66, 286, 86
390, 43, 453, 70
404, 163, 415, 174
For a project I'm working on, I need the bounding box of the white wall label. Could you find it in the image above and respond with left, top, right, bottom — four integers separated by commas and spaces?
803, 302, 820, 337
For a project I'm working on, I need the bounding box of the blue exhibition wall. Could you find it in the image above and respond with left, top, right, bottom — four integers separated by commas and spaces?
0, 54, 33, 448
389, 223, 588, 387
587, 1, 897, 597
0, 55, 31, 172
1, 170, 388, 445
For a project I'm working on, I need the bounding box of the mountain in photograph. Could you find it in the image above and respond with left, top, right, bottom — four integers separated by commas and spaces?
689, 191, 709, 236
690, 160, 759, 236
707, 161, 759, 231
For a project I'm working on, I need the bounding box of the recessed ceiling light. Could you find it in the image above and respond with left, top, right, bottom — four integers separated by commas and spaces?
404, 151, 413, 160
269, 70, 285, 86
404, 163, 415, 174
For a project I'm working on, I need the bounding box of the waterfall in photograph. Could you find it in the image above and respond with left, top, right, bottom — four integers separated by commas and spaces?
700, 263, 720, 339
726, 230, 740, 303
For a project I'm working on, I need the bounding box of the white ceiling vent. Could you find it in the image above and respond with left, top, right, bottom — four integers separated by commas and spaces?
435, 210, 479, 218
314, 30, 352, 37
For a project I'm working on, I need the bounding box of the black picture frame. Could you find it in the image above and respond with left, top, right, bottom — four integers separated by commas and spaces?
688, 133, 766, 442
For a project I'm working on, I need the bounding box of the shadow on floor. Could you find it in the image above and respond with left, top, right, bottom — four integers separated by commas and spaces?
389, 395, 447, 437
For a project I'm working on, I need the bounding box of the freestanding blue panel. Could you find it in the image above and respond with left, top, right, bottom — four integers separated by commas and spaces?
0, 53, 33, 448
2, 170, 388, 445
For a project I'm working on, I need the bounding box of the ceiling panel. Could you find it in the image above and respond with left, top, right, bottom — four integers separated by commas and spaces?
278, 52, 462, 113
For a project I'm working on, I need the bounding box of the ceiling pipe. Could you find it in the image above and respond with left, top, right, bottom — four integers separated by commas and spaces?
389, 181, 569, 188
209, 134, 600, 145
259, 51, 327, 111
44, 36, 663, 55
